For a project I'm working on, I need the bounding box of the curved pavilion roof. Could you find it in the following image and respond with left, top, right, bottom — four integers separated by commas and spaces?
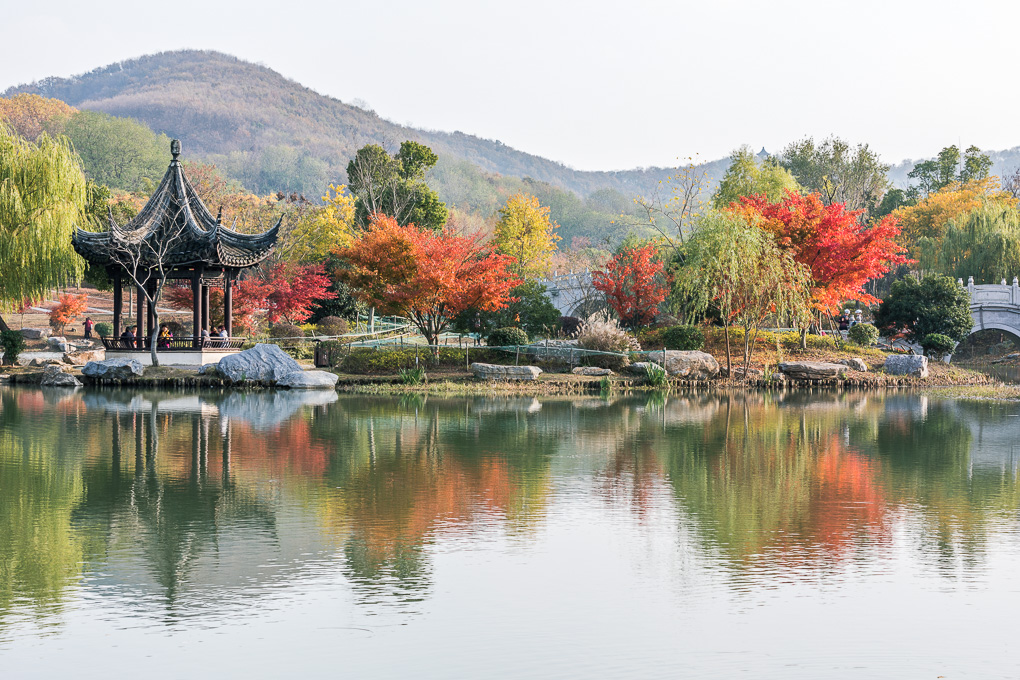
72, 140, 279, 270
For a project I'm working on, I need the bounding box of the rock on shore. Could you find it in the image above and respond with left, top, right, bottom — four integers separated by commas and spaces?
838, 358, 869, 372
571, 366, 613, 376
778, 361, 848, 381
83, 358, 145, 379
659, 351, 719, 379
217, 344, 302, 383
40, 364, 82, 387
277, 370, 340, 389
471, 363, 542, 381
884, 354, 928, 377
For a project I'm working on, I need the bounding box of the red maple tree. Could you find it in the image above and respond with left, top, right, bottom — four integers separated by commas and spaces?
732, 192, 910, 312
48, 293, 89, 334
592, 244, 667, 328
164, 264, 333, 333
336, 214, 519, 348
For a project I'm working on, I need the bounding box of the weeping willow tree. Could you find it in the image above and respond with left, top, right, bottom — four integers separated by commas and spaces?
917, 202, 1020, 284
0, 124, 88, 331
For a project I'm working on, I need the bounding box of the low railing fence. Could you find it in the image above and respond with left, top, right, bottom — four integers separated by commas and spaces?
100, 335, 246, 351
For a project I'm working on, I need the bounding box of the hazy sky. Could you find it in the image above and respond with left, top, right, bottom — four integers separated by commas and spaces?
3, 0, 1018, 171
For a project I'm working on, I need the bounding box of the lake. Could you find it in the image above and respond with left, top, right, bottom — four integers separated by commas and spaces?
1, 386, 1019, 678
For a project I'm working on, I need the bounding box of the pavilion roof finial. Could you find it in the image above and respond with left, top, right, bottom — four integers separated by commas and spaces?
170, 139, 181, 161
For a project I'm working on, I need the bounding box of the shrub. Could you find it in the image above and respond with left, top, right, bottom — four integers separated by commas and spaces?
316, 316, 349, 337
94, 322, 113, 337
399, 366, 427, 385
577, 319, 640, 369
282, 345, 314, 360
921, 333, 955, 358
1, 330, 27, 365
847, 322, 879, 347
268, 323, 305, 342
645, 362, 668, 387
661, 325, 705, 351
339, 347, 512, 374
487, 327, 530, 347
560, 316, 582, 337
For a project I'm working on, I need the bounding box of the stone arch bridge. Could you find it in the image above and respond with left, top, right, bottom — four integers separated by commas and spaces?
963, 276, 1020, 341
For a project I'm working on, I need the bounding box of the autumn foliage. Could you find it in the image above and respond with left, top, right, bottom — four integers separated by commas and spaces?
336, 214, 519, 347
164, 263, 333, 332
592, 244, 667, 328
732, 191, 909, 312
0, 94, 77, 141
48, 293, 89, 333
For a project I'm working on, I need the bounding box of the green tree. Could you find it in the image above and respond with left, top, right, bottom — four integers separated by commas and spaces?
712, 146, 802, 208
493, 193, 560, 279
0, 125, 88, 332
873, 274, 973, 344
773, 136, 890, 216
454, 280, 561, 339
916, 202, 1020, 284
676, 211, 812, 375
907, 145, 993, 200
346, 141, 448, 230
62, 110, 169, 192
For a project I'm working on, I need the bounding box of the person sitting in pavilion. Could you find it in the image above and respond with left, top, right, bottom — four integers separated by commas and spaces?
120, 325, 135, 348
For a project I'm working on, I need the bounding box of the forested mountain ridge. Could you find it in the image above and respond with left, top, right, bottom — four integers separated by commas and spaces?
2, 50, 720, 200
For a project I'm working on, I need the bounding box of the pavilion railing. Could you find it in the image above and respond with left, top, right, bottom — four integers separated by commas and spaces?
99, 336, 247, 351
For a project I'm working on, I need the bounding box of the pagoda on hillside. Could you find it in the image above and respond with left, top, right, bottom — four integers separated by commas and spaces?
72, 139, 279, 361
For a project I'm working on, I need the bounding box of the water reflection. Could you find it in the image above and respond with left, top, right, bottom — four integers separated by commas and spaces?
0, 386, 1019, 639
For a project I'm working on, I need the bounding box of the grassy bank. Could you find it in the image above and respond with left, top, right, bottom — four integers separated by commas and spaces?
0, 339, 1000, 397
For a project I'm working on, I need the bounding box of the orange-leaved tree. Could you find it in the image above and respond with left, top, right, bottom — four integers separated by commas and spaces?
336, 214, 519, 349
732, 191, 909, 314
592, 243, 667, 329
48, 293, 89, 335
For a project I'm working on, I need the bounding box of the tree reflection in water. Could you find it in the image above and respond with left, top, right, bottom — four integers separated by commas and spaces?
0, 385, 1019, 633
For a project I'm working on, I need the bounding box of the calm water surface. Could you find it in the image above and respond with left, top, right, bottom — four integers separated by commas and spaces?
1, 386, 1019, 678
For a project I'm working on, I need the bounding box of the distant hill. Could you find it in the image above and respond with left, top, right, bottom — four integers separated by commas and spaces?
3, 50, 727, 200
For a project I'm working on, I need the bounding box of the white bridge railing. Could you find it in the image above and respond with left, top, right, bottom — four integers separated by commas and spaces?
960, 276, 1020, 307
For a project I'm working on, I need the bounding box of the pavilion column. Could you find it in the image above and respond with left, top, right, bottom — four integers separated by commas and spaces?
135, 284, 145, 349
224, 270, 233, 338
202, 284, 211, 333
112, 273, 123, 340
146, 281, 155, 347
191, 268, 202, 349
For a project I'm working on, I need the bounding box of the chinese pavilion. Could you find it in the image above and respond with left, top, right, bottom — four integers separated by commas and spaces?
72, 140, 279, 361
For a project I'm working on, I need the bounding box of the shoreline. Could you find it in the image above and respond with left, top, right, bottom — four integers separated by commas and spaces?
1, 362, 1008, 398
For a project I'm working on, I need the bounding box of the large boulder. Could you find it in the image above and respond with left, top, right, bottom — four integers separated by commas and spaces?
63, 349, 105, 365
838, 357, 869, 372
47, 336, 69, 352
778, 361, 848, 381
21, 328, 49, 340
217, 343, 302, 383
82, 358, 145, 379
40, 364, 82, 388
470, 363, 543, 381
659, 351, 719, 379
571, 366, 614, 376
277, 370, 340, 389
884, 354, 929, 378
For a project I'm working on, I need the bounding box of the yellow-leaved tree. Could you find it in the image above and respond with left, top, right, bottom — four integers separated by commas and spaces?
893, 177, 1016, 253
493, 193, 560, 280
285, 184, 358, 263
